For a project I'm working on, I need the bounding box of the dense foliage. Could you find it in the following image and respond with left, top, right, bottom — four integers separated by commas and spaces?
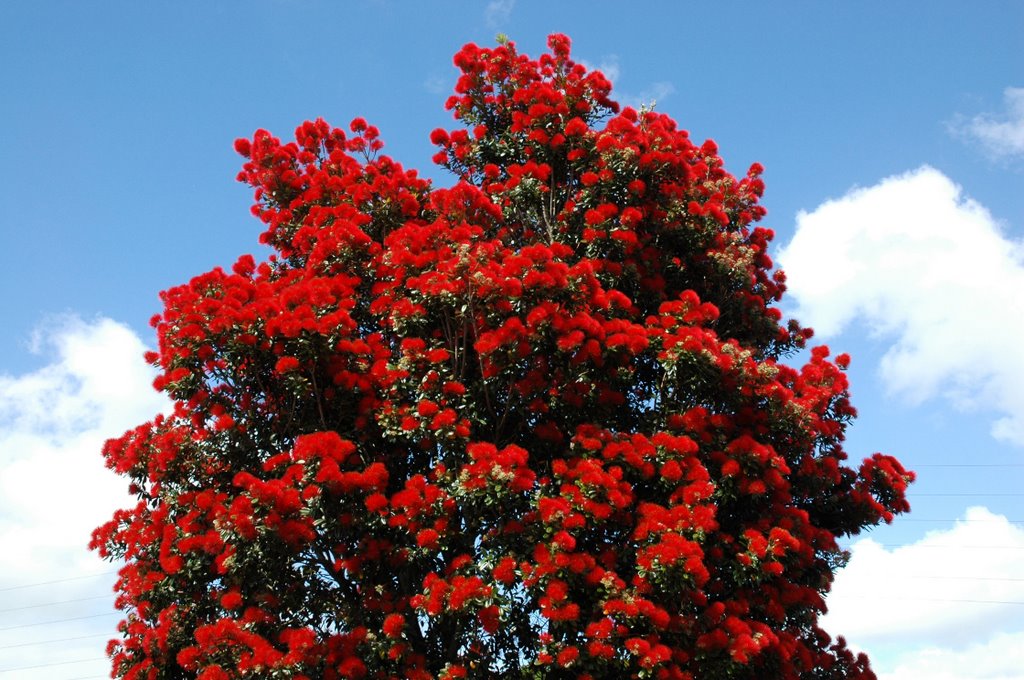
92, 35, 913, 679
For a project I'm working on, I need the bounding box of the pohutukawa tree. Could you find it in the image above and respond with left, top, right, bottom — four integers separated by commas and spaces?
92, 34, 913, 680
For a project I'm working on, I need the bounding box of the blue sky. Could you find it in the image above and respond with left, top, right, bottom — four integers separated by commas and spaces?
1, 2, 1022, 678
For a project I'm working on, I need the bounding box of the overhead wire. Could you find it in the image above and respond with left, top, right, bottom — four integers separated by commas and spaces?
0, 571, 117, 593
910, 492, 1024, 496
0, 633, 110, 652
911, 463, 1024, 467
0, 612, 120, 633
0, 595, 113, 614
828, 595, 1024, 606
0, 657, 107, 674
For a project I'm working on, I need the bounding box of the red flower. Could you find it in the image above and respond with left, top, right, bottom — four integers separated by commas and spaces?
479, 605, 500, 633
274, 356, 301, 374
547, 33, 571, 58
564, 118, 588, 136
364, 493, 388, 513
493, 557, 517, 584
383, 613, 405, 638
416, 528, 440, 548
556, 646, 579, 666
221, 590, 243, 610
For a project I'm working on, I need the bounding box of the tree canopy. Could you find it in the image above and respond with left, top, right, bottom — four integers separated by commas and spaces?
92, 34, 913, 680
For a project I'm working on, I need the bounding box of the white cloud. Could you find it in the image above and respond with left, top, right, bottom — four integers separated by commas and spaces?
952, 87, 1024, 160
879, 631, 1024, 680
825, 507, 1024, 645
580, 54, 622, 85
484, 0, 514, 28
579, 54, 674, 111
776, 166, 1024, 445
630, 81, 675, 111
823, 507, 1024, 679
423, 74, 447, 95
0, 316, 168, 678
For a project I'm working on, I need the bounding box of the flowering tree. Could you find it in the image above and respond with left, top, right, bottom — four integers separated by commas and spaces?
92, 34, 913, 680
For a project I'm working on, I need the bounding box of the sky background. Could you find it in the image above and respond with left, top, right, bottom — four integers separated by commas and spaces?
1, 2, 1022, 678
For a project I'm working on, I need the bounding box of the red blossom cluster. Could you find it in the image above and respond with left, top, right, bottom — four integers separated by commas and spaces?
92, 34, 913, 679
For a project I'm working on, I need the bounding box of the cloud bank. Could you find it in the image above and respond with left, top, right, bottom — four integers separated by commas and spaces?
824, 507, 1024, 680
777, 166, 1024, 445
880, 631, 1024, 680
0, 316, 167, 677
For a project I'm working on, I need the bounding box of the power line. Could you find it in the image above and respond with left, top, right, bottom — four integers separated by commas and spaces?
908, 575, 1024, 582
830, 595, 1024, 606
910, 493, 1024, 497
0, 612, 120, 632
0, 594, 112, 614
0, 571, 118, 593
899, 518, 1024, 523
873, 544, 1024, 550
0, 657, 107, 674
912, 463, 1024, 467
832, 574, 1024, 584
0, 632, 110, 652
